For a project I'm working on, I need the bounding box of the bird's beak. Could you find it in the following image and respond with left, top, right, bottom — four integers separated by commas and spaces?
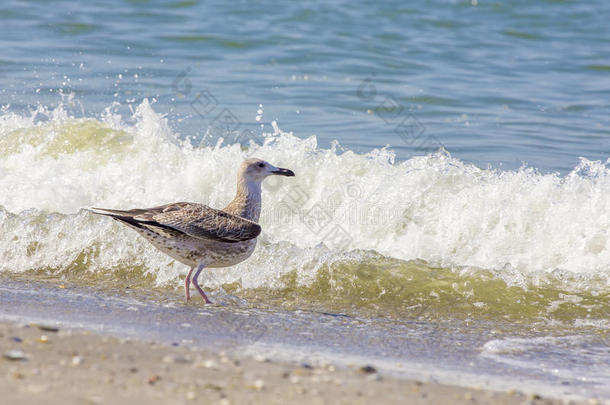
271, 167, 295, 177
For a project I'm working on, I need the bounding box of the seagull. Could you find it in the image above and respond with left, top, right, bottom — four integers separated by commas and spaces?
92, 158, 295, 304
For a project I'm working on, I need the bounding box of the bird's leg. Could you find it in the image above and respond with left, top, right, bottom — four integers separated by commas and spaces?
185, 267, 195, 301
192, 263, 212, 304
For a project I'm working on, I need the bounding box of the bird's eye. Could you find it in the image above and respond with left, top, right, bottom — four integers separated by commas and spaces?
258, 163, 265, 168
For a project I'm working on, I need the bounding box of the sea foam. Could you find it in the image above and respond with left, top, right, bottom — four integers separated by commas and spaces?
1, 101, 609, 315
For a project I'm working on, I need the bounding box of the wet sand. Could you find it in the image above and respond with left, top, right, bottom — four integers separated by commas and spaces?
1, 321, 593, 405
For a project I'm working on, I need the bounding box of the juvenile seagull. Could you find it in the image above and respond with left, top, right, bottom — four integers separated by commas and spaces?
92, 158, 295, 304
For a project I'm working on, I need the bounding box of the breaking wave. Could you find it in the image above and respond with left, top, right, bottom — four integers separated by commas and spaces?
1, 100, 609, 322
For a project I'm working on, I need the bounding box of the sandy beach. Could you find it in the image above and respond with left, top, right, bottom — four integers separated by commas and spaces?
1, 320, 596, 405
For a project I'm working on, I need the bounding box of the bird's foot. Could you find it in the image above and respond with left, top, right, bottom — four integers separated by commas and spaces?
200, 292, 213, 304
192, 263, 212, 304
193, 283, 212, 304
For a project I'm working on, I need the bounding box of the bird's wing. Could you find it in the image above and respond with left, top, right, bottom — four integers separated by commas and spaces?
92, 202, 261, 243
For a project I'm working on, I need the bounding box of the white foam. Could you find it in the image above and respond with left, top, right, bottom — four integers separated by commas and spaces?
1, 101, 609, 293
481, 335, 610, 390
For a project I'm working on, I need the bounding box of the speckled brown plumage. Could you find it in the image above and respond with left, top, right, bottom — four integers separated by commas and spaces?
92, 158, 295, 304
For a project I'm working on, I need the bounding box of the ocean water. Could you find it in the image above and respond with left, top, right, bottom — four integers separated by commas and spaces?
0, 0, 609, 400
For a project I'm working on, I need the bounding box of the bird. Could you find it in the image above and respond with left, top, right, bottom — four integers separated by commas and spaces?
92, 158, 295, 304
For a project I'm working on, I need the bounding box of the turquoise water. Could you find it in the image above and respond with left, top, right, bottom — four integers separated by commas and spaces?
1, 0, 609, 173
1, 1, 609, 400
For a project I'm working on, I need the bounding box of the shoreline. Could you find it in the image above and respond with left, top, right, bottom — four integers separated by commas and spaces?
0, 320, 585, 405
1, 277, 607, 404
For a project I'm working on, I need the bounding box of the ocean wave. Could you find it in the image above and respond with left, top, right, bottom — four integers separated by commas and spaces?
1, 100, 609, 320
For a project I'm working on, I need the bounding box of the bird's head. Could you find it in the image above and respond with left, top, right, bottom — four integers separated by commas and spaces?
240, 158, 295, 183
